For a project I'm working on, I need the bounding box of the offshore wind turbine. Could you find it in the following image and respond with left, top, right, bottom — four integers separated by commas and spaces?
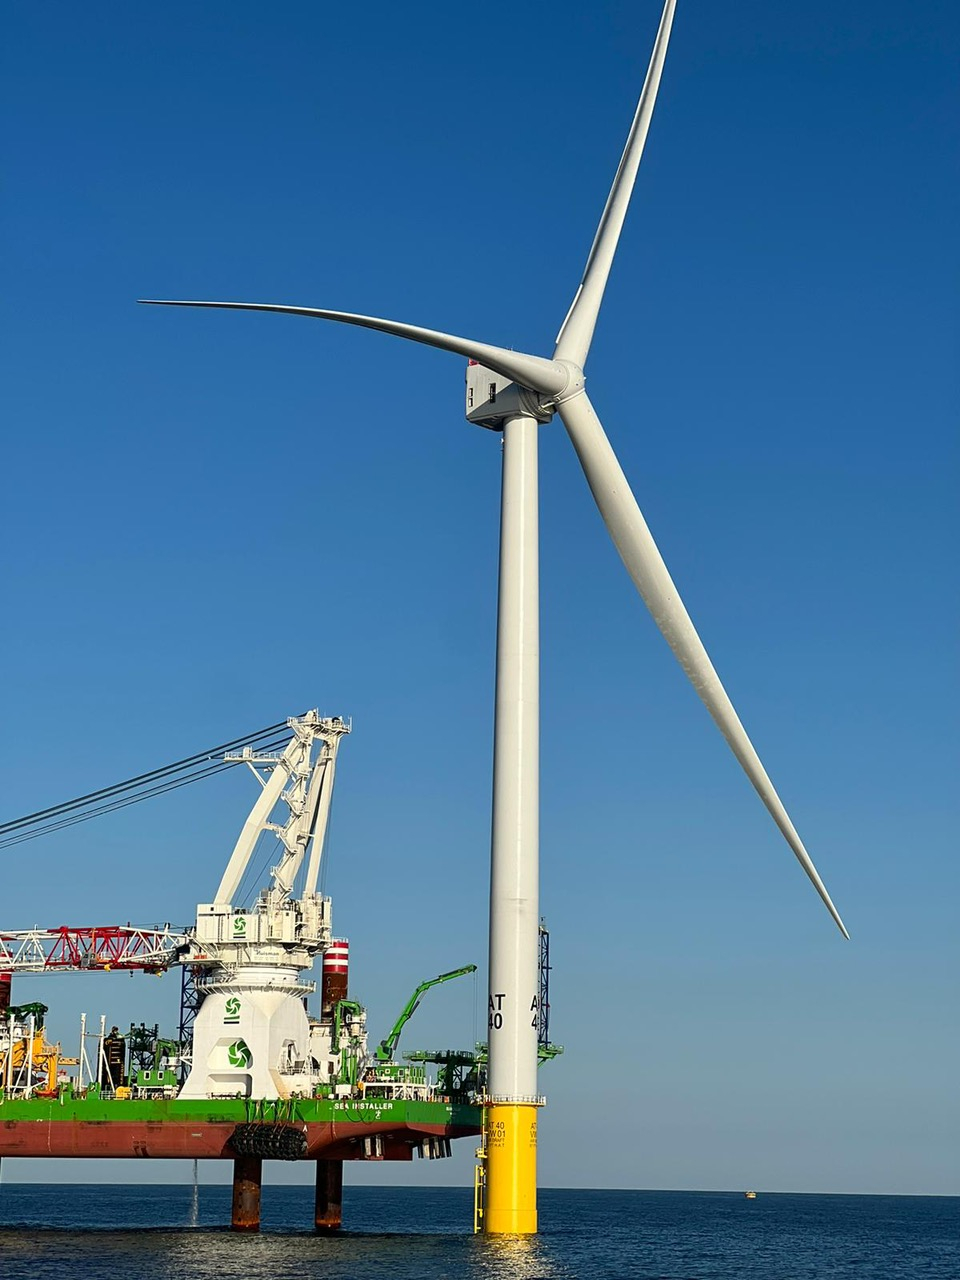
142, 0, 847, 1235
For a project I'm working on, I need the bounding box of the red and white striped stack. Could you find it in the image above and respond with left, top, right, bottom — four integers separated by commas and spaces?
321, 939, 349, 1016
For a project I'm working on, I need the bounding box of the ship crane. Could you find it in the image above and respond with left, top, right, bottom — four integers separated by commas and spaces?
374, 966, 477, 1063
180, 710, 353, 1099
1, 714, 349, 979
192, 711, 349, 966
1, 712, 360, 1102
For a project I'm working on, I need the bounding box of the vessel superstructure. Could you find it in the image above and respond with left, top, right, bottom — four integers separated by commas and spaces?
0, 712, 483, 1230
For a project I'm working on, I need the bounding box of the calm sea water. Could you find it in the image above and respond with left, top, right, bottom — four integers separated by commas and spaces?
0, 1183, 956, 1279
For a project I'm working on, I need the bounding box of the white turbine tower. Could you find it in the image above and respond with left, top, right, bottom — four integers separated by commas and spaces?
142, 0, 848, 1235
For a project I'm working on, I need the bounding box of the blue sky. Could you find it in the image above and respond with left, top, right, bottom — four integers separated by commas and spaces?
1, 0, 957, 1193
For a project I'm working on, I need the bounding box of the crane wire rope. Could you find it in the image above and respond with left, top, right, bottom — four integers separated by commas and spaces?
0, 744, 289, 850
0, 720, 299, 849
0, 719, 294, 835
233, 826, 280, 911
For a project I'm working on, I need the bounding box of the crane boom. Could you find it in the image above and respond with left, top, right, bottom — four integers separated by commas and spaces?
214, 712, 350, 906
0, 925, 187, 974
375, 965, 477, 1062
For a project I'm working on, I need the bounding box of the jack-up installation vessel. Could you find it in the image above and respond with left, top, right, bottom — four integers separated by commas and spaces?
0, 713, 494, 1232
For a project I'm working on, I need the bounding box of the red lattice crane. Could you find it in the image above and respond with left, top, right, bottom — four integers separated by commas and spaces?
0, 925, 187, 976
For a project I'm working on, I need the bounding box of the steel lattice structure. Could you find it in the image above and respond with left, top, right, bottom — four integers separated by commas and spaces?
0, 925, 188, 974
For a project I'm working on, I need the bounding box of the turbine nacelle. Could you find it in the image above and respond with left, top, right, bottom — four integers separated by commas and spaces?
465, 362, 554, 431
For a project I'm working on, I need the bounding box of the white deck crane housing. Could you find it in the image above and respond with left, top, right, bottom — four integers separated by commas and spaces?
180, 711, 359, 1099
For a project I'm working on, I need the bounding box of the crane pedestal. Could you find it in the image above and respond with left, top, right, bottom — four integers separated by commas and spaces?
314, 1158, 343, 1232
231, 1154, 262, 1232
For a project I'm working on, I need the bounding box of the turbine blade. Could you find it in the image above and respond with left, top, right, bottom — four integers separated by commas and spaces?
554, 0, 677, 368
557, 391, 849, 938
138, 300, 566, 398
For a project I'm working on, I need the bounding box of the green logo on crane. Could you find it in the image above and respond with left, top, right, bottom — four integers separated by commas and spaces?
227, 1039, 252, 1069
224, 997, 241, 1025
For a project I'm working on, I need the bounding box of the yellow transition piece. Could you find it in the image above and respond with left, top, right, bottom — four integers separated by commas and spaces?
484, 1102, 538, 1235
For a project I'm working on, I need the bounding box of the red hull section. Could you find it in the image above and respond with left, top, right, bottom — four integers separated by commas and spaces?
0, 1118, 476, 1160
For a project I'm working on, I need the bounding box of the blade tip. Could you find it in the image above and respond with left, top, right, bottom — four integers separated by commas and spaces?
830, 909, 850, 940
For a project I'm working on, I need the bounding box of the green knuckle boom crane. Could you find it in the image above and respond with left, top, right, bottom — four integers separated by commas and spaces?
375, 966, 477, 1063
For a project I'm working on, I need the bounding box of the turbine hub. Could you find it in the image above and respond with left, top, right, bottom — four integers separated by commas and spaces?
550, 360, 586, 406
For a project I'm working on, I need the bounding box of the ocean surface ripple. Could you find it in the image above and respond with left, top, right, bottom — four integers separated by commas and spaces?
0, 1184, 956, 1280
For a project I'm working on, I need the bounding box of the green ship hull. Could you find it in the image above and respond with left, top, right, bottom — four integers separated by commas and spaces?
0, 1091, 482, 1161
